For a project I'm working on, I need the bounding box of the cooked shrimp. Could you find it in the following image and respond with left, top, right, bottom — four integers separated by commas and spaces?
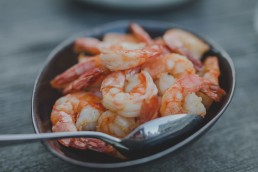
99, 43, 162, 71
153, 37, 171, 55
160, 74, 225, 117
130, 23, 153, 44
138, 95, 160, 124
62, 66, 107, 94
87, 87, 103, 99
155, 73, 176, 95
202, 56, 220, 84
143, 53, 195, 95
51, 92, 111, 149
101, 70, 158, 118
97, 111, 137, 138
74, 37, 101, 55
51, 92, 125, 158
51, 56, 102, 89
143, 53, 195, 79
64, 68, 109, 98
129, 23, 172, 55
51, 43, 161, 91
103, 33, 139, 44
51, 92, 104, 134
163, 29, 210, 70
197, 56, 221, 109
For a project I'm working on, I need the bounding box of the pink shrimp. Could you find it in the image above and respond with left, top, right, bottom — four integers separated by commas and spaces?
143, 53, 195, 79
97, 69, 159, 137
99, 43, 162, 71
160, 74, 225, 117
143, 53, 195, 95
153, 37, 171, 55
50, 92, 124, 158
62, 66, 107, 94
52, 43, 161, 92
97, 110, 138, 138
130, 23, 153, 44
101, 70, 158, 118
51, 56, 102, 90
163, 29, 210, 70
73, 38, 101, 55
138, 95, 160, 124
130, 23, 171, 55
103, 33, 139, 44
202, 56, 220, 84
197, 56, 221, 109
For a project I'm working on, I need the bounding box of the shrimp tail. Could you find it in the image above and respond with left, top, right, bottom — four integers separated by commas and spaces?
177, 74, 226, 102
63, 67, 106, 94
74, 38, 101, 54
68, 138, 127, 159
70, 138, 111, 151
143, 44, 163, 58
201, 83, 226, 102
168, 47, 203, 71
139, 96, 160, 124
51, 56, 101, 89
186, 53, 203, 71
130, 23, 153, 44
163, 29, 209, 71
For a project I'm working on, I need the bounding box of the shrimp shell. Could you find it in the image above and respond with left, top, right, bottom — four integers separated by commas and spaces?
163, 29, 210, 70
97, 111, 137, 138
99, 43, 162, 71
130, 23, 153, 44
101, 70, 158, 118
160, 74, 225, 116
50, 92, 127, 157
51, 56, 102, 89
74, 37, 101, 55
103, 33, 139, 44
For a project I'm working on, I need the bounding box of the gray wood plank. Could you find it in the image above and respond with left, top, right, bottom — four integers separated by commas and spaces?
0, 0, 258, 171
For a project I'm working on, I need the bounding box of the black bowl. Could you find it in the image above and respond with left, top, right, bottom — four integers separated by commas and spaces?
31, 20, 235, 168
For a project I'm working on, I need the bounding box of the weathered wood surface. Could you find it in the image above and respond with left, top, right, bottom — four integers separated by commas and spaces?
0, 0, 258, 171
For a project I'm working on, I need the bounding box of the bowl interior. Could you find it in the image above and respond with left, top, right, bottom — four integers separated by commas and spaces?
32, 21, 235, 168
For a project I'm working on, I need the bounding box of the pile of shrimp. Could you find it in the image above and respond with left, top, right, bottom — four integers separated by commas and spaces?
50, 23, 226, 158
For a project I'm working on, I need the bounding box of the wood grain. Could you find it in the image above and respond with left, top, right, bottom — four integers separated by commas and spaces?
0, 0, 258, 171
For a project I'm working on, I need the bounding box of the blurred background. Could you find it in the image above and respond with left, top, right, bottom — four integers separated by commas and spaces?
0, 0, 258, 171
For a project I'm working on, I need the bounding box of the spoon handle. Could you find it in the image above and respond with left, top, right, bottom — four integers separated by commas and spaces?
0, 131, 122, 148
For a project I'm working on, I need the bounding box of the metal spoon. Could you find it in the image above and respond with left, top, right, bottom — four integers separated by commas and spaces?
0, 114, 202, 157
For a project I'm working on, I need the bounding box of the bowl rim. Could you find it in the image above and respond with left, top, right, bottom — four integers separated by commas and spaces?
80, 0, 191, 10
31, 20, 236, 168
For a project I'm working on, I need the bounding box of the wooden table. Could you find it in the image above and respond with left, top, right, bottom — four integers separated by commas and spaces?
0, 0, 258, 171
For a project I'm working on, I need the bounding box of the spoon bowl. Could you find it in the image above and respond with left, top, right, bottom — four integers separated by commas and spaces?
32, 20, 235, 168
